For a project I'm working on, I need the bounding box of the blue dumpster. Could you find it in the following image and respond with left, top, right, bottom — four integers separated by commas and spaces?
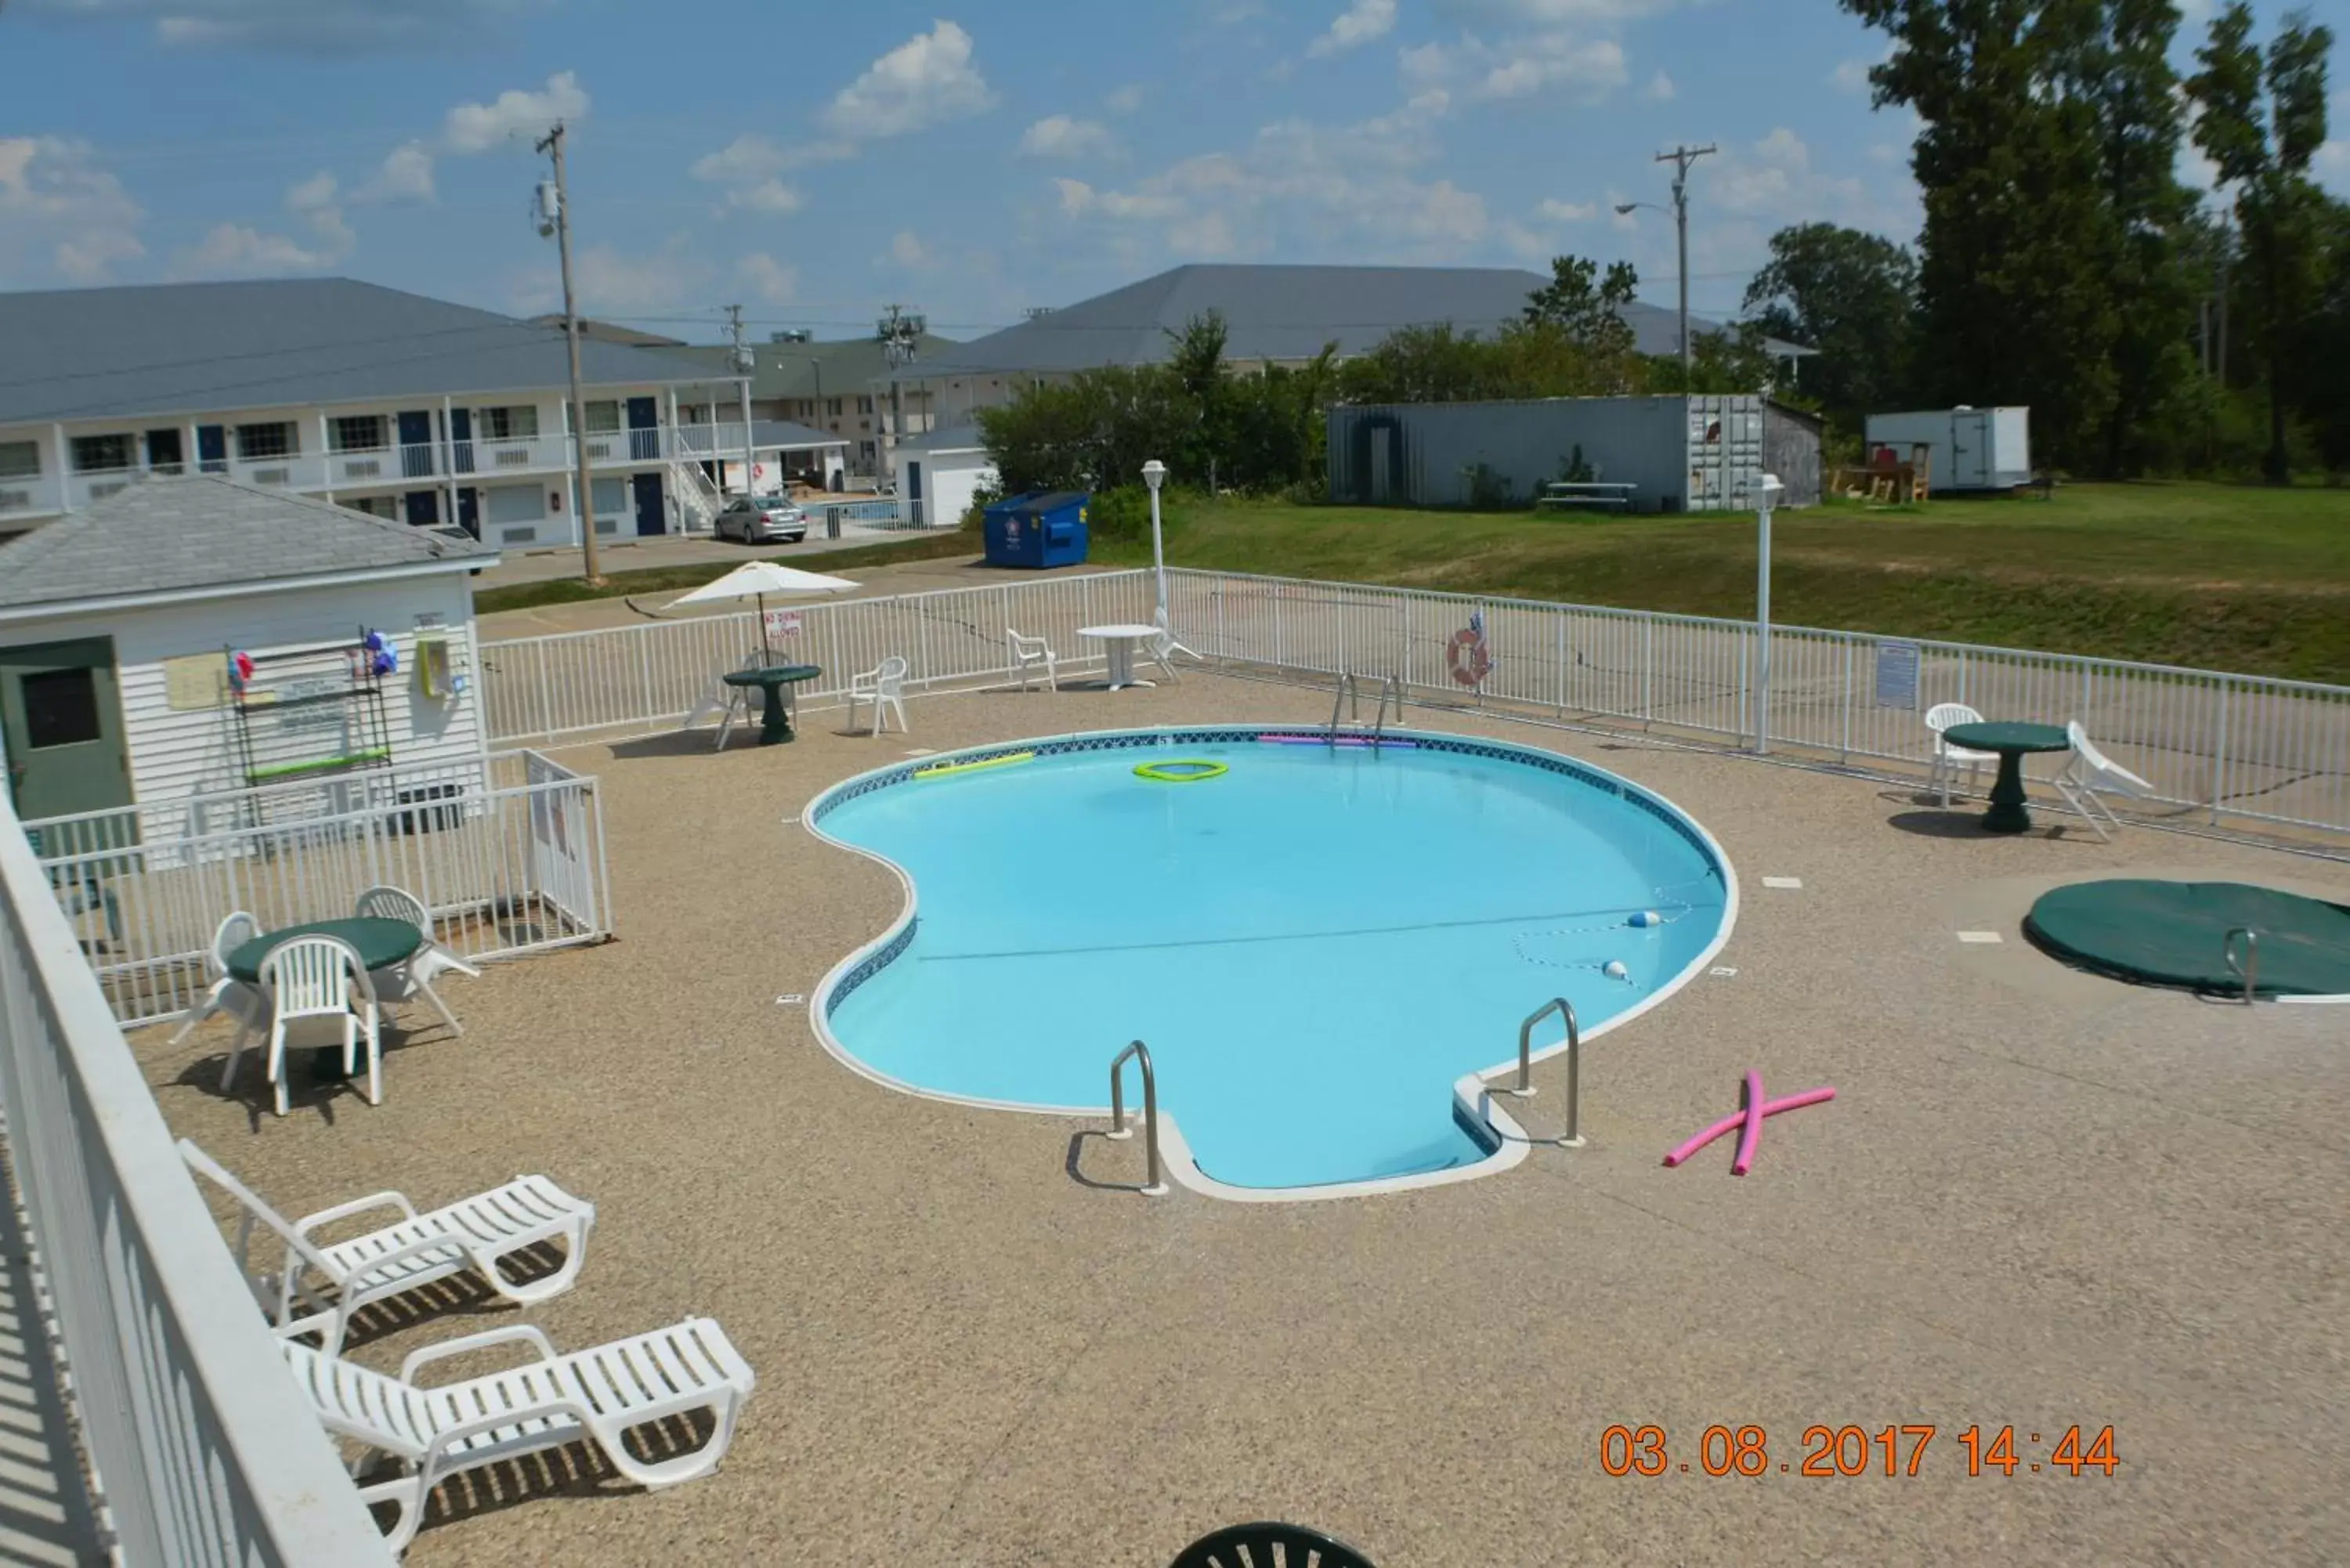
982, 490, 1090, 569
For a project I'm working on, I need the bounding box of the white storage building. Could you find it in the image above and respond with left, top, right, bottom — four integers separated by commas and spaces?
1863, 407, 2032, 492
0, 477, 498, 823
887, 426, 998, 529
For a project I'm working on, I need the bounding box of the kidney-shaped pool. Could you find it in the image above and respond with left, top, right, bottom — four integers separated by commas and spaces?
808, 727, 1734, 1198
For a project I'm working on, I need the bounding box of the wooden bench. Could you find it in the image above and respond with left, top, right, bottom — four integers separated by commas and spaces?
1538, 482, 1638, 513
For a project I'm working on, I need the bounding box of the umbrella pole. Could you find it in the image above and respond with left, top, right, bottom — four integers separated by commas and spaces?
757, 592, 772, 662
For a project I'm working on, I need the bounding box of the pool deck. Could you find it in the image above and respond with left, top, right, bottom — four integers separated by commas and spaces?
136, 669, 2350, 1566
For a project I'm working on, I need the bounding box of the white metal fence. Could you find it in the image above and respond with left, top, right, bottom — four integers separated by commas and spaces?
0, 793, 395, 1565
474, 566, 2350, 844
25, 750, 613, 1028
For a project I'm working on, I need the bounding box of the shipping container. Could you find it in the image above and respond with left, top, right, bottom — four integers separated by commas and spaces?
1863, 406, 2031, 492
1325, 395, 1795, 513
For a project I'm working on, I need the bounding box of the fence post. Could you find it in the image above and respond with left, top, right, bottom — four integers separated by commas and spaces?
535, 643, 554, 741
1556, 611, 1566, 717
1841, 638, 1853, 764
1643, 617, 1654, 728
2211, 677, 2229, 827
1275, 583, 1286, 670
638, 627, 656, 730
1217, 578, 1226, 665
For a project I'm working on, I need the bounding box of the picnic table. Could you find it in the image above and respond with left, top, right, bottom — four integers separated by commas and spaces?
1538, 482, 1638, 512
1940, 721, 2073, 834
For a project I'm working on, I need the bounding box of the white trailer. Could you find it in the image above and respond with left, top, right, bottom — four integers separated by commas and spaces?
1864, 406, 2031, 493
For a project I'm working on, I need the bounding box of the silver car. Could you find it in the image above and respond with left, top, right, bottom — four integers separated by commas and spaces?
714, 495, 808, 544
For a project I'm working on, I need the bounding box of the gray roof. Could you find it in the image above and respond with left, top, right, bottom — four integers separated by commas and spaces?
751, 419, 847, 450
671, 333, 963, 400
0, 278, 736, 426
896, 424, 987, 452
899, 264, 1805, 378
0, 475, 496, 614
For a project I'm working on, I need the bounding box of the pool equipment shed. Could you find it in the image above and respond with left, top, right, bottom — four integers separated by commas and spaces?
982, 491, 1090, 569
2023, 880, 2350, 1000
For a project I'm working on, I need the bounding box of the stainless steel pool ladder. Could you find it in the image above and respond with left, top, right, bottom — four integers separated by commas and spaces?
2223, 927, 2259, 1005
1329, 671, 1404, 739
1108, 1040, 1170, 1194
1509, 997, 1585, 1147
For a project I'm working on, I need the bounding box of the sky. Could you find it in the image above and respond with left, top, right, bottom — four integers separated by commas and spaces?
3, 0, 2345, 347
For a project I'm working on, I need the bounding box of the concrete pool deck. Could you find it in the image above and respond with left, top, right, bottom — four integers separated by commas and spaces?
136, 670, 2350, 1566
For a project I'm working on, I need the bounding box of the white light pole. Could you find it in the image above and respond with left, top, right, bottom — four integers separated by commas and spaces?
1753, 471, 1784, 755
1141, 458, 1169, 628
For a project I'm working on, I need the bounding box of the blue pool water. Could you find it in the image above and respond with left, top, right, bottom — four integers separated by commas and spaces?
815, 731, 1730, 1191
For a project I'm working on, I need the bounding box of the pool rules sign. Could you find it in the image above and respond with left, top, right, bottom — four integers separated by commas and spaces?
1875, 641, 1920, 710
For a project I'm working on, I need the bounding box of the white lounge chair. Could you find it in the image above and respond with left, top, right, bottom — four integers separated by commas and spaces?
2052, 720, 2154, 842
256, 934, 380, 1115
173, 909, 266, 1053
1925, 701, 1998, 807
1007, 627, 1059, 691
679, 649, 768, 752
354, 884, 482, 1038
179, 1140, 595, 1358
283, 1317, 752, 1556
851, 654, 909, 735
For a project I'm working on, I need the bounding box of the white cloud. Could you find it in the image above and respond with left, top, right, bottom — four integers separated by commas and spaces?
1105, 82, 1145, 114
737, 252, 797, 303
1307, 0, 1397, 56
688, 135, 850, 214
1048, 92, 1488, 265
444, 70, 588, 154
888, 229, 931, 267
175, 168, 356, 278
357, 141, 436, 203
1401, 31, 1626, 102
1535, 197, 1595, 221
1831, 58, 1874, 94
284, 170, 354, 255
1644, 70, 1674, 101
0, 136, 146, 285
508, 235, 704, 316
1018, 116, 1120, 161
1439, 0, 1680, 20
732, 180, 804, 215
821, 20, 994, 140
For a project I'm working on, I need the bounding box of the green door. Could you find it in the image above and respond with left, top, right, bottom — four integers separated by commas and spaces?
0, 638, 132, 822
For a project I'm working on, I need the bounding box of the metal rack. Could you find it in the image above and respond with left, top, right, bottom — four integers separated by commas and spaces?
227, 631, 393, 794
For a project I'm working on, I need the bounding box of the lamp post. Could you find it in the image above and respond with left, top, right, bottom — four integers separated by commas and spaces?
1141, 458, 1168, 628
1752, 472, 1784, 755
1617, 143, 1713, 384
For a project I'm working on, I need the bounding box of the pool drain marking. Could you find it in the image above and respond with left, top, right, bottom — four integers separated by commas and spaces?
1709, 966, 1739, 977
1134, 759, 1229, 783
1957, 930, 2004, 945
1762, 876, 1804, 890
775, 993, 805, 1006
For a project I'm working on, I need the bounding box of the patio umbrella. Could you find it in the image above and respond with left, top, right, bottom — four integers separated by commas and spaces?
667, 561, 860, 659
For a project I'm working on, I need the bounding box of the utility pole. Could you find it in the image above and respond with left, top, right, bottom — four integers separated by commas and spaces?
876, 303, 924, 493
1655, 143, 1717, 384
534, 122, 599, 583
727, 303, 757, 495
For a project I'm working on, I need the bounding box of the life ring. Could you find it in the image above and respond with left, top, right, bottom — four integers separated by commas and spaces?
1447, 628, 1492, 687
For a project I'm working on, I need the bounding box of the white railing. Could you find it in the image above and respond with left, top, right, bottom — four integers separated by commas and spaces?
0, 793, 395, 1565
475, 567, 2350, 845
25, 750, 613, 1027
479, 571, 1152, 742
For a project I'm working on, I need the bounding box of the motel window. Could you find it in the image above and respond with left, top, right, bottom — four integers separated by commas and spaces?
478, 406, 540, 441
70, 434, 132, 473
583, 400, 623, 434
0, 441, 39, 479
827, 398, 843, 417
234, 421, 296, 460
857, 395, 873, 414
343, 496, 400, 520
330, 414, 387, 452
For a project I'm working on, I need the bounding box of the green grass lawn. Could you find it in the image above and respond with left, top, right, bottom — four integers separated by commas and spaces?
471, 529, 979, 616
1091, 482, 2350, 684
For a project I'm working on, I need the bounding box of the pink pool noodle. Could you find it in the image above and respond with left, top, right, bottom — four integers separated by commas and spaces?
1255, 734, 1418, 748
1661, 1078, 1836, 1174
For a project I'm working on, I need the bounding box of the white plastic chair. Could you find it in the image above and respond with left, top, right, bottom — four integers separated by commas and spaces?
280, 1317, 753, 1556
353, 884, 482, 1037
1144, 612, 1198, 682
173, 909, 266, 1055
679, 649, 768, 751
1007, 627, 1058, 691
2052, 720, 2154, 842
1925, 701, 1998, 807
256, 935, 379, 1116
179, 1140, 596, 1358
850, 654, 909, 735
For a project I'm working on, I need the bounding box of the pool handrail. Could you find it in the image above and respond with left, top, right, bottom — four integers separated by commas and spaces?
1107, 1041, 1169, 1195
1329, 671, 1402, 740
2223, 926, 2259, 1004
1513, 997, 1585, 1148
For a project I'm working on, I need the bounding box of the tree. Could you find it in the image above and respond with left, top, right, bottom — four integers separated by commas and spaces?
1164, 311, 1231, 486
2186, 2, 2334, 483
1521, 256, 1643, 391
1742, 222, 1918, 434
1842, 0, 2124, 471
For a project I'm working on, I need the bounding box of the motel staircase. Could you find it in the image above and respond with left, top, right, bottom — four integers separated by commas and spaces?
669, 460, 725, 534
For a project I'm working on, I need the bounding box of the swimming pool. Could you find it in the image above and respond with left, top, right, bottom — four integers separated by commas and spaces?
808, 727, 1734, 1198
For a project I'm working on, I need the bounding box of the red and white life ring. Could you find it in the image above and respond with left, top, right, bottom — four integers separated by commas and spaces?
1447, 627, 1492, 687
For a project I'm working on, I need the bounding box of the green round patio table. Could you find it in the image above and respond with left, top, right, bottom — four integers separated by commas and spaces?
227, 917, 425, 1082
1941, 721, 2072, 834
723, 663, 822, 745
